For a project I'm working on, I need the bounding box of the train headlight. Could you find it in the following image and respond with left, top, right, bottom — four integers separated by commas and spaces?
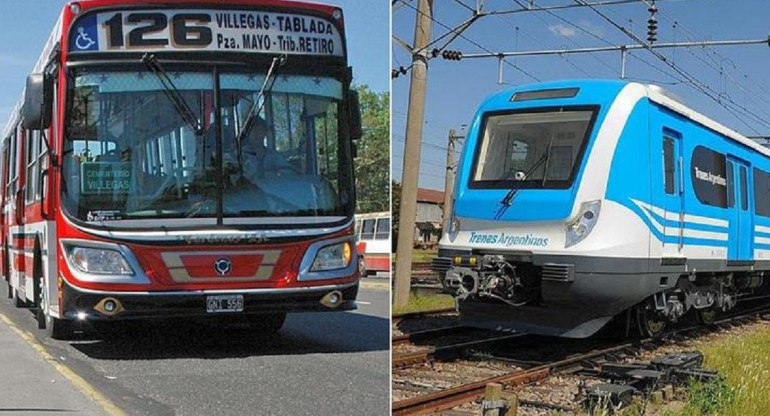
565, 200, 601, 248
311, 241, 352, 271
67, 246, 134, 275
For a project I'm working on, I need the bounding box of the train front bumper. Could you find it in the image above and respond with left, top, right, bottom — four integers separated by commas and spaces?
431, 251, 666, 338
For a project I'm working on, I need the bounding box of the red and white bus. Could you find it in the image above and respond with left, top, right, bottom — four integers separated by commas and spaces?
354, 212, 390, 276
2, 0, 363, 339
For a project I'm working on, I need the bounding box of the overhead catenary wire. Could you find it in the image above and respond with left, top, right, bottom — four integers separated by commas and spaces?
395, 0, 541, 82
574, 0, 770, 135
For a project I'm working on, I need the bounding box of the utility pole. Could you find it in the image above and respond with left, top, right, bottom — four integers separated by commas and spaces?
394, 0, 433, 307
442, 129, 463, 232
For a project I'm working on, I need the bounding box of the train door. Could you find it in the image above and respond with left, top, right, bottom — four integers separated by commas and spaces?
727, 157, 753, 261
661, 130, 684, 257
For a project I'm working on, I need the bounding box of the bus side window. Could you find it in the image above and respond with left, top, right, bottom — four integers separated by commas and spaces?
361, 219, 375, 240
25, 129, 41, 203
8, 126, 19, 197
375, 218, 390, 240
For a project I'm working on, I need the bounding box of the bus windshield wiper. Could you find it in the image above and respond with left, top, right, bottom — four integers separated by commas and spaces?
236, 54, 287, 144
494, 132, 556, 220
141, 53, 202, 135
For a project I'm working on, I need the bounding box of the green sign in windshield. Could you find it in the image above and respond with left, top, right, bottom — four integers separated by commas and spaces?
81, 162, 131, 194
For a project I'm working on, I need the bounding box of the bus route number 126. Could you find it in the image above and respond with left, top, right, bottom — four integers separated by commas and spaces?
103, 12, 213, 49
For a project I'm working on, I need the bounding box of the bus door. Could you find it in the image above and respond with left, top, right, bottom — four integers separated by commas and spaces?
661, 129, 684, 257
727, 157, 753, 261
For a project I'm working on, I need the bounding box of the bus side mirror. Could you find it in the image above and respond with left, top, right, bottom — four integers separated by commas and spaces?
21, 73, 53, 130
349, 89, 363, 142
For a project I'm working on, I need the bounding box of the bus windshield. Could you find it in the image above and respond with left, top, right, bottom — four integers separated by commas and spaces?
62, 68, 352, 224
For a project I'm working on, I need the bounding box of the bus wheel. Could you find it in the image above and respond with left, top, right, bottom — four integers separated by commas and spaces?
38, 281, 73, 340
357, 257, 367, 277
12, 287, 26, 308
246, 313, 286, 335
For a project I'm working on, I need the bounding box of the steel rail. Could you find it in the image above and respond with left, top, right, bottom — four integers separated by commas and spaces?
392, 333, 527, 369
392, 305, 770, 415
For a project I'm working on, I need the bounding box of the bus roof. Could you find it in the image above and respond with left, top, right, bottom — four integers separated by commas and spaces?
3, 0, 347, 139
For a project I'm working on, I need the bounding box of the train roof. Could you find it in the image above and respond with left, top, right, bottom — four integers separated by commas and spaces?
485, 79, 770, 160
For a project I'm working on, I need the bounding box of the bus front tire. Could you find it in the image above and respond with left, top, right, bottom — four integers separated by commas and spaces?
357, 257, 367, 277
46, 316, 74, 340
12, 288, 25, 308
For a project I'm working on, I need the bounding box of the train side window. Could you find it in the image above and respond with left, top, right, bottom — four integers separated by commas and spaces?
663, 137, 675, 194
754, 168, 770, 217
740, 167, 748, 210
361, 219, 375, 240
375, 218, 390, 240
691, 146, 728, 208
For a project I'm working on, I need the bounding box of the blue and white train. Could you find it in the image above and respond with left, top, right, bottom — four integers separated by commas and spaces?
431, 79, 770, 338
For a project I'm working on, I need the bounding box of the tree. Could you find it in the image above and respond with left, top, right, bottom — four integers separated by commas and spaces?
391, 180, 401, 252
354, 85, 390, 213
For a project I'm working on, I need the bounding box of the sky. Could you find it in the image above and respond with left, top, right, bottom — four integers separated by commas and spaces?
0, 0, 390, 127
393, 0, 770, 190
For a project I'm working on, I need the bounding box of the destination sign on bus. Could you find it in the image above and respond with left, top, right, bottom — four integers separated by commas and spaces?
69, 10, 344, 57
80, 162, 131, 195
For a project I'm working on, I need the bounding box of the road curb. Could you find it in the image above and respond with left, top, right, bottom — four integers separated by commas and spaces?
0, 312, 126, 416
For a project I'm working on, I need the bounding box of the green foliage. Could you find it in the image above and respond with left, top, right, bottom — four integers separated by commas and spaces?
685, 376, 734, 415
660, 326, 770, 416
353, 84, 390, 213
392, 180, 402, 238
391, 294, 454, 315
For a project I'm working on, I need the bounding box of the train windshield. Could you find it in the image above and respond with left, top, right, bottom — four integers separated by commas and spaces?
471, 109, 596, 189
62, 68, 353, 224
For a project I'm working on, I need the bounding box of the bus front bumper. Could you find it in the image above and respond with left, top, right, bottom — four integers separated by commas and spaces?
60, 280, 359, 321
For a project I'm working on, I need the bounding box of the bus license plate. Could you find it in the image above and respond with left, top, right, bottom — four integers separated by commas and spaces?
206, 295, 244, 313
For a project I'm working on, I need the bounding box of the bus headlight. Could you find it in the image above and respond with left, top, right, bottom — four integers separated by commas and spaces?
565, 200, 601, 248
311, 241, 352, 271
68, 246, 134, 275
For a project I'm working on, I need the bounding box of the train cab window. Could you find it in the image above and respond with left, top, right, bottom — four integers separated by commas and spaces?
361, 219, 375, 240
740, 166, 748, 210
375, 218, 390, 240
471, 108, 596, 189
663, 137, 675, 194
691, 146, 728, 208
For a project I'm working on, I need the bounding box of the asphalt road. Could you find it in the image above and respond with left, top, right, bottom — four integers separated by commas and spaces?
0, 281, 390, 415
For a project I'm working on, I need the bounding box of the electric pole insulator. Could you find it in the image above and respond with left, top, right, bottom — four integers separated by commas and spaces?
441, 50, 463, 61
647, 2, 658, 44
431, 48, 440, 58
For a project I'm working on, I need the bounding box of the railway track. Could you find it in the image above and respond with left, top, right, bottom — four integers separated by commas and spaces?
392, 304, 770, 416
393, 331, 527, 368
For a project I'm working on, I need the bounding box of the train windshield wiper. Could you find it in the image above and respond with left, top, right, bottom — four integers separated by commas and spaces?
236, 54, 287, 145
495, 132, 556, 219
141, 53, 202, 136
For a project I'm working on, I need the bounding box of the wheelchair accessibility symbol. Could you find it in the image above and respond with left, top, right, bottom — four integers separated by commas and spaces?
74, 26, 97, 50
